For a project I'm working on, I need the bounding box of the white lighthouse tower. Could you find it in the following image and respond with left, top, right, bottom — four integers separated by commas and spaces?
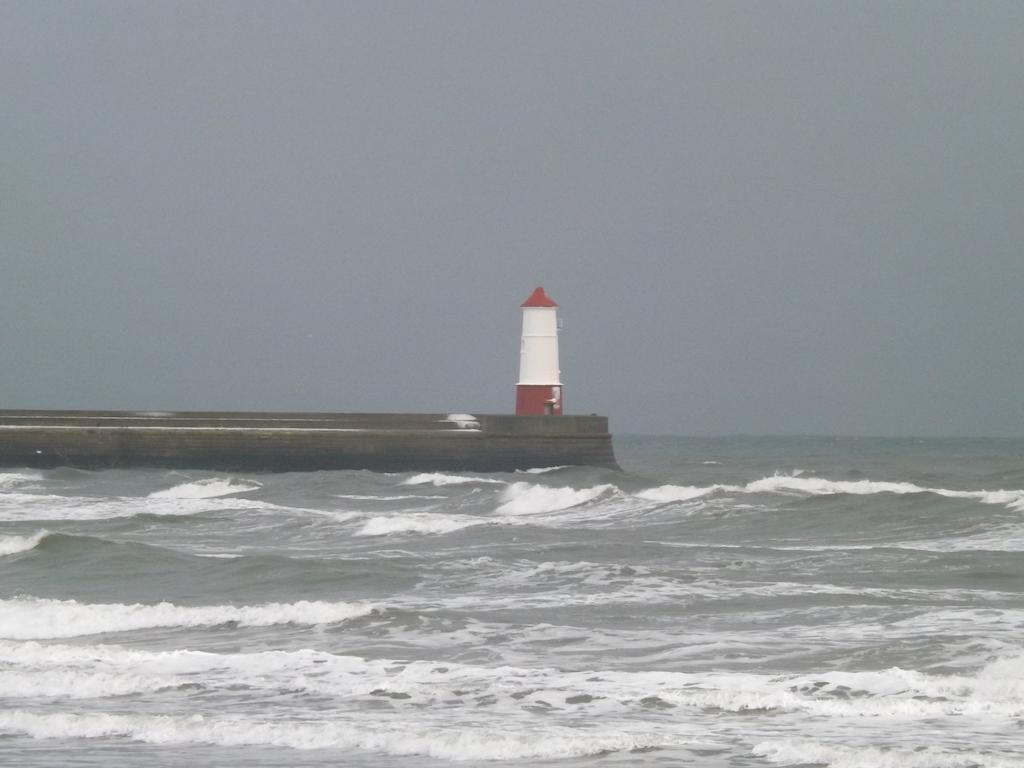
516, 286, 563, 416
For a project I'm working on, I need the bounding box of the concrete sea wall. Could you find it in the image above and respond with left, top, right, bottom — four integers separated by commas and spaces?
0, 411, 618, 472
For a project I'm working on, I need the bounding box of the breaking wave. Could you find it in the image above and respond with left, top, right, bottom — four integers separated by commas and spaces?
0, 492, 305, 522
147, 478, 262, 499
635, 484, 728, 503
752, 739, 1024, 768
0, 529, 49, 557
746, 474, 1024, 510
335, 493, 445, 501
496, 482, 615, 515
402, 473, 505, 487
2, 639, 1022, 720
0, 472, 42, 490
897, 525, 1024, 553
0, 597, 375, 639
636, 474, 1024, 511
0, 710, 692, 760
355, 513, 486, 537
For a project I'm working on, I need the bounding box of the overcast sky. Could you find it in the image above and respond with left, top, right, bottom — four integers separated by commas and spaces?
2, 2, 1022, 435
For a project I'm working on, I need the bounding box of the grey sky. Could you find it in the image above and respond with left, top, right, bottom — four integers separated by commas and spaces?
2, 1, 1022, 436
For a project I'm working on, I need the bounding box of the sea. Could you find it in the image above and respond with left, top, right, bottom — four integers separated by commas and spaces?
1, 435, 1022, 767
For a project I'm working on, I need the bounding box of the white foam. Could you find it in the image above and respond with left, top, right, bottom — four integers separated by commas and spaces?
0, 529, 49, 556
148, 478, 261, 499
0, 597, 374, 639
0, 669, 179, 699
0, 710, 699, 759
496, 482, 614, 515
893, 524, 1024, 552
636, 484, 736, 502
743, 473, 1024, 510
421, 561, 1013, 611
194, 553, 243, 559
402, 473, 504, 487
335, 494, 445, 501
3, 638, 1022, 729
753, 739, 1024, 768
746, 474, 930, 496
636, 473, 1024, 513
355, 513, 485, 537
653, 664, 1024, 719
0, 491, 304, 522
0, 471, 42, 490
517, 465, 569, 474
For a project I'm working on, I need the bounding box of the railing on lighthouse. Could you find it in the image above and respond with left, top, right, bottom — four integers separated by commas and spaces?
516, 286, 563, 416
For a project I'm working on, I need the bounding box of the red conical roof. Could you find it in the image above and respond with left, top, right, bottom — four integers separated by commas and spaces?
521, 286, 558, 308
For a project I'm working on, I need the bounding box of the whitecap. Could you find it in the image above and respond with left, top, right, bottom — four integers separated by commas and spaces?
0, 597, 375, 639
0, 709, 699, 760
752, 739, 1022, 768
148, 478, 261, 499
402, 473, 505, 487
892, 522, 1024, 552
741, 473, 1024, 511
335, 494, 445, 501
0, 669, 179, 699
0, 492, 305, 523
0, 529, 49, 557
745, 474, 927, 496
496, 482, 614, 515
355, 513, 485, 537
3, 639, 1022, 723
635, 484, 737, 502
0, 472, 42, 490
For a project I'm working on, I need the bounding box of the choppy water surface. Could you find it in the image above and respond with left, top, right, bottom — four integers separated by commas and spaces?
1, 436, 1022, 767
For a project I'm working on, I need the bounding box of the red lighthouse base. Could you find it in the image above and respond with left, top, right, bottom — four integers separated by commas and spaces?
516, 385, 563, 416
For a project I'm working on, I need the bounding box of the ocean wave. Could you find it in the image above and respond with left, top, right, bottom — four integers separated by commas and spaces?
0, 472, 42, 490
746, 475, 934, 496
635, 484, 735, 502
0, 669, 180, 699
0, 710, 697, 760
355, 513, 486, 537
0, 531, 276, 566
496, 482, 615, 515
0, 597, 375, 639
2, 639, 1022, 721
753, 739, 1024, 768
896, 526, 1024, 552
147, 478, 262, 499
415, 563, 1015, 612
0, 529, 49, 557
402, 473, 505, 487
635, 474, 1024, 511
0, 493, 207, 521
516, 466, 569, 474
746, 473, 1024, 510
335, 494, 446, 501
655, 654, 1024, 719
193, 552, 244, 559
0, 492, 309, 523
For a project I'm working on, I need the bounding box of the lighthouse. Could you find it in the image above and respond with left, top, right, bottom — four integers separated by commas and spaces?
516, 286, 563, 416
